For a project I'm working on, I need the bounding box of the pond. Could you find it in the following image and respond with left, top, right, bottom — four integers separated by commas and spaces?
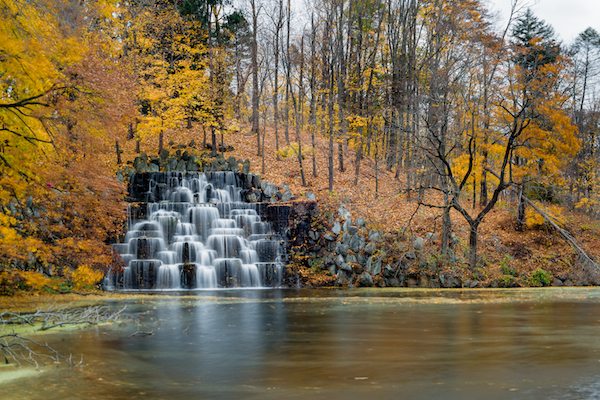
3, 288, 600, 399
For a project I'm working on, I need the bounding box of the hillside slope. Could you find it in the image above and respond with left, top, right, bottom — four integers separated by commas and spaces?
226, 125, 600, 285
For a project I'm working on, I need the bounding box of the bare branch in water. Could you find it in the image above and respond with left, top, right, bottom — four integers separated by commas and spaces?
0, 305, 126, 367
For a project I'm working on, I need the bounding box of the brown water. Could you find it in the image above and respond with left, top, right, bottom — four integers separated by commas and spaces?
3, 288, 600, 399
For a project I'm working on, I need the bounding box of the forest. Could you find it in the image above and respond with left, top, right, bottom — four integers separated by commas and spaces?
1, 0, 599, 292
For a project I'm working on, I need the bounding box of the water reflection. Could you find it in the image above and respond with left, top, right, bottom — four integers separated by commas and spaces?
2, 289, 600, 399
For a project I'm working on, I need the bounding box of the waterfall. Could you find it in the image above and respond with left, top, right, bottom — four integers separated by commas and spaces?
108, 171, 285, 290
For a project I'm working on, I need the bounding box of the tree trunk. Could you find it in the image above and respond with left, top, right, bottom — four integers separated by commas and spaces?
284, 0, 291, 145
251, 0, 260, 151
328, 90, 335, 192
261, 112, 267, 175
337, 142, 344, 172
516, 184, 526, 231
441, 189, 452, 256
115, 140, 122, 165
480, 168, 488, 206
468, 222, 479, 269
211, 127, 217, 156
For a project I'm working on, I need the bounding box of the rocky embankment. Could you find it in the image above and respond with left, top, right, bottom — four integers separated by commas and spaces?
119, 151, 599, 289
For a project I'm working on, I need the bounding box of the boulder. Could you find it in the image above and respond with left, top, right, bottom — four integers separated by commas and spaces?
369, 231, 382, 242
339, 263, 353, 273
364, 242, 376, 254
350, 235, 364, 252
413, 237, 424, 251
439, 273, 461, 288
383, 264, 396, 278
281, 185, 293, 202
552, 278, 564, 287
338, 205, 351, 220
407, 278, 419, 287
332, 222, 342, 235
358, 272, 374, 287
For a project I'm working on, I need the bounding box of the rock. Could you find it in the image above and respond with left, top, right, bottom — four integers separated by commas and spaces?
328, 265, 337, 275
372, 260, 382, 275
346, 255, 357, 264
348, 225, 359, 235
332, 222, 342, 235
439, 273, 461, 288
281, 185, 293, 202
175, 160, 186, 171
261, 182, 278, 197
366, 256, 382, 275
306, 192, 316, 200
407, 278, 419, 287
386, 278, 402, 287
159, 149, 169, 159
413, 237, 424, 251
336, 271, 350, 286
468, 280, 479, 288
244, 190, 259, 203
149, 163, 160, 172
323, 233, 335, 241
364, 243, 376, 254
419, 275, 429, 287
369, 231, 381, 242
356, 218, 366, 227
335, 255, 345, 266
251, 174, 261, 188
552, 278, 563, 287
242, 160, 250, 174
383, 264, 395, 278
355, 253, 365, 264
133, 157, 148, 172
338, 205, 351, 220
350, 235, 364, 252
308, 230, 319, 241
358, 272, 374, 287
425, 232, 435, 240
335, 243, 349, 255
341, 232, 350, 244
343, 219, 352, 232
340, 263, 353, 273
186, 159, 198, 171
405, 251, 417, 261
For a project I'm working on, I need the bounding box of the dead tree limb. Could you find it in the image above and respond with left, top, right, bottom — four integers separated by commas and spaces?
523, 196, 599, 269
0, 306, 126, 367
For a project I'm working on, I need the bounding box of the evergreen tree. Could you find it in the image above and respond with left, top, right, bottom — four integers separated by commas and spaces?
511, 9, 560, 80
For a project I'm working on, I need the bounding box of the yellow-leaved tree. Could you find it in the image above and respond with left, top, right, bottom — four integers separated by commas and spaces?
0, 0, 135, 290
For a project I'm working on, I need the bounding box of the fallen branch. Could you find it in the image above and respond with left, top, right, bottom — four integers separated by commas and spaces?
0, 305, 126, 367
523, 196, 599, 270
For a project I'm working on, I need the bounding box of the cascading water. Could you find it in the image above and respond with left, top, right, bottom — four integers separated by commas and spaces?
106, 171, 285, 290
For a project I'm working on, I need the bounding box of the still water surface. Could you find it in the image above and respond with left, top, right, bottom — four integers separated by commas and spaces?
3, 288, 600, 399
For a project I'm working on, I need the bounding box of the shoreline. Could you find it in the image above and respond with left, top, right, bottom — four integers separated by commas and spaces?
2, 286, 600, 313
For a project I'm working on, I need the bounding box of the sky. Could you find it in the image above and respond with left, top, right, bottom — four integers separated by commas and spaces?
485, 0, 600, 44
